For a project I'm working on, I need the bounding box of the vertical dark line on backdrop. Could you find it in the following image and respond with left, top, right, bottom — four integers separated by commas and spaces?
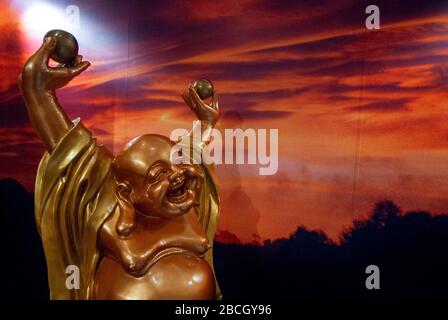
124, 0, 132, 133
350, 35, 367, 220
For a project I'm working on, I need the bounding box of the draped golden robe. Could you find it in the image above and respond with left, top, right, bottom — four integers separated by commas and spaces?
34, 119, 221, 299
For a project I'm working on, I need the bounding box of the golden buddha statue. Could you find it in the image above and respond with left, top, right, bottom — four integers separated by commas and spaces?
18, 35, 221, 300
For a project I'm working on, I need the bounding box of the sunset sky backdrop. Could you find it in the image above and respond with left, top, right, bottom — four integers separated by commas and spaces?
1, 0, 448, 243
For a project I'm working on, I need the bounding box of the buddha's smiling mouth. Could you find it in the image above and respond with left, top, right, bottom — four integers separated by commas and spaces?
166, 177, 189, 203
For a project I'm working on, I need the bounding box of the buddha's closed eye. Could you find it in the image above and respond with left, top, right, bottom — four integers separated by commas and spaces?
152, 168, 169, 182
144, 161, 172, 191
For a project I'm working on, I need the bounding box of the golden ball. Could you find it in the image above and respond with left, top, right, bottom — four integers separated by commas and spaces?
193, 79, 214, 100
44, 29, 79, 66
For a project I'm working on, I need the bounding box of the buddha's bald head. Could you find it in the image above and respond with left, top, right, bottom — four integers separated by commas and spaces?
113, 134, 174, 183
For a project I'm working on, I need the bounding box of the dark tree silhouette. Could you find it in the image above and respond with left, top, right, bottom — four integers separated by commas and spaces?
0, 179, 48, 299
215, 200, 448, 299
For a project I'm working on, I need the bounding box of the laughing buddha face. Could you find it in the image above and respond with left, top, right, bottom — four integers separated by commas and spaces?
112, 134, 202, 221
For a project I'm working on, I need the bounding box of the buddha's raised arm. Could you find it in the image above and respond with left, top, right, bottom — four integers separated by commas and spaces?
182, 84, 220, 145
18, 37, 91, 152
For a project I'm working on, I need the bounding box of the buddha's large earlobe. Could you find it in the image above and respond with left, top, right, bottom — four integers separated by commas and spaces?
115, 182, 136, 238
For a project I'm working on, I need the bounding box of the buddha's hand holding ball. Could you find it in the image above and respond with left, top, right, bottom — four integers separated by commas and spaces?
44, 30, 79, 67
182, 79, 220, 126
18, 30, 90, 92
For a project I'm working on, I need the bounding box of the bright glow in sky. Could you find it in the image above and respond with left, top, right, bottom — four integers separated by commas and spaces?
21, 3, 67, 38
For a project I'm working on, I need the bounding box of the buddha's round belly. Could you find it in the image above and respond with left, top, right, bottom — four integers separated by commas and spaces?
92, 254, 216, 300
